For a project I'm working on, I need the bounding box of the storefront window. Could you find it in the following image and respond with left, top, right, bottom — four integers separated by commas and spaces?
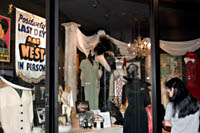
159, 44, 200, 133
0, 1, 46, 133
159, 2, 200, 133
1, 1, 199, 133
57, 1, 153, 133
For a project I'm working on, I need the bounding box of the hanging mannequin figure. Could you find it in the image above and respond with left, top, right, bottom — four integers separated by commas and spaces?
92, 35, 121, 109
122, 63, 151, 133
0, 75, 33, 133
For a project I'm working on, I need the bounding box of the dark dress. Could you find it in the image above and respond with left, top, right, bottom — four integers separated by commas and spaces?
122, 78, 151, 133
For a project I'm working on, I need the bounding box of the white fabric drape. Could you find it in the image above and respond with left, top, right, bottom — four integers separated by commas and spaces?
76, 30, 102, 57
160, 38, 200, 56
64, 22, 200, 57
75, 26, 200, 56
75, 28, 131, 56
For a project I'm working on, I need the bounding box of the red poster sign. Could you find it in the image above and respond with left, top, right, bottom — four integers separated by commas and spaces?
0, 15, 10, 62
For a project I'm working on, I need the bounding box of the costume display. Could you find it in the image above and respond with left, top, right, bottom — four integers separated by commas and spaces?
109, 69, 120, 98
61, 86, 74, 121
0, 76, 33, 133
184, 52, 200, 100
122, 78, 151, 133
109, 68, 126, 105
80, 59, 99, 110
94, 35, 121, 72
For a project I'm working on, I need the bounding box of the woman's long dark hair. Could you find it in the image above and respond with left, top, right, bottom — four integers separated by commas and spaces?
165, 77, 199, 118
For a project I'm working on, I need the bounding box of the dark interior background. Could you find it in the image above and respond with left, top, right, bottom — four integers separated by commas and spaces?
1, 0, 200, 77
1, 0, 200, 71
1, 0, 200, 42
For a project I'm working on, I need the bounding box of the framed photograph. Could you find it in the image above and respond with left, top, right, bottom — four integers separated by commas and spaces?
58, 115, 67, 125
76, 101, 90, 113
99, 112, 111, 128
36, 108, 45, 124
126, 61, 141, 78
0, 15, 10, 62
34, 84, 45, 103
79, 111, 94, 128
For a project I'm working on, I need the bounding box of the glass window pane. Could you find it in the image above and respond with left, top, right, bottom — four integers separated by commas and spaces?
160, 2, 200, 133
58, 1, 152, 133
0, 1, 46, 132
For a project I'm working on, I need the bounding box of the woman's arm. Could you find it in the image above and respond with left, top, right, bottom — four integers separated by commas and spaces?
162, 120, 172, 127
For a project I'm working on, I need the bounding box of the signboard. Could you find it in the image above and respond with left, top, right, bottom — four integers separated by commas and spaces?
15, 8, 46, 79
0, 15, 10, 62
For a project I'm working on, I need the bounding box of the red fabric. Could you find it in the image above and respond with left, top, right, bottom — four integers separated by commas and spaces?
146, 106, 153, 133
185, 52, 200, 100
122, 56, 126, 69
185, 52, 198, 59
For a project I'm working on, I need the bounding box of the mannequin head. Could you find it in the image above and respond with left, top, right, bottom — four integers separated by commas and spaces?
65, 86, 71, 93
126, 63, 139, 78
58, 85, 63, 95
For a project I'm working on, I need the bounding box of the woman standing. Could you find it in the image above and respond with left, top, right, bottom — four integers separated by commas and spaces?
122, 63, 151, 133
163, 77, 200, 133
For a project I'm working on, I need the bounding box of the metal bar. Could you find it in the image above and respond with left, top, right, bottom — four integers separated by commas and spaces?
45, 0, 59, 132
149, 0, 162, 133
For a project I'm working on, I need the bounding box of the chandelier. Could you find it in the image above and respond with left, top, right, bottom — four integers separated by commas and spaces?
127, 20, 151, 58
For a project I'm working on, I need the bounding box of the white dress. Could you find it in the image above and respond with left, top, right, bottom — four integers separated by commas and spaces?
0, 86, 33, 133
61, 91, 74, 121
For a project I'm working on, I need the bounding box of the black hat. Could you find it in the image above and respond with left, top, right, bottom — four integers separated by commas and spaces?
0, 19, 8, 34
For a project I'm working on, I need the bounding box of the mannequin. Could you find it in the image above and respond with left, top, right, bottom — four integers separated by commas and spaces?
122, 64, 151, 133
61, 86, 74, 121
0, 75, 33, 133
58, 85, 63, 114
109, 69, 120, 98
109, 65, 126, 106
184, 52, 200, 100
80, 54, 100, 110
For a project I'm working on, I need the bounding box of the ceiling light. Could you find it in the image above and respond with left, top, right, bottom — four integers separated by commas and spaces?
127, 20, 151, 57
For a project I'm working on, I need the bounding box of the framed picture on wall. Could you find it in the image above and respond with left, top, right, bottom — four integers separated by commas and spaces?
33, 84, 45, 104
126, 61, 141, 78
160, 53, 183, 108
0, 15, 10, 62
36, 108, 45, 124
58, 115, 67, 125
